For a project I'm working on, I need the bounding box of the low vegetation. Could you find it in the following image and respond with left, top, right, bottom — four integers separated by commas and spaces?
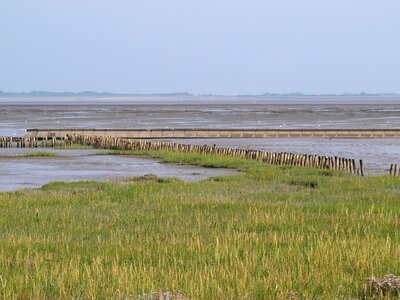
0, 150, 399, 299
21, 151, 57, 157
36, 141, 93, 149
0, 151, 57, 158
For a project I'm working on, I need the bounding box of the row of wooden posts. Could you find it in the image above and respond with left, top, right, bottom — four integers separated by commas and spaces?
68, 135, 365, 176
1, 135, 399, 176
0, 137, 59, 148
389, 164, 399, 176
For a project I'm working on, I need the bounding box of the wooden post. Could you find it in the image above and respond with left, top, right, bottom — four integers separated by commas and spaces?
359, 160, 364, 177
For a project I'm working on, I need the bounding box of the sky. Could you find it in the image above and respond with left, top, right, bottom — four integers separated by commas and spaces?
1, 0, 399, 95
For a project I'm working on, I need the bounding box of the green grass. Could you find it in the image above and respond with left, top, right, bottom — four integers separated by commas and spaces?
45, 141, 93, 149
53, 143, 93, 149
20, 151, 57, 157
0, 150, 399, 299
28, 141, 93, 149
0, 151, 58, 158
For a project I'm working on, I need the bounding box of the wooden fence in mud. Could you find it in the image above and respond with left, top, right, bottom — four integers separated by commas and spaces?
1, 135, 399, 177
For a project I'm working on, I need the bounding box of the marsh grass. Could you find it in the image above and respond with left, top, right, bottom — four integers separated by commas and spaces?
0, 150, 400, 299
40, 142, 93, 149
0, 151, 58, 158
21, 151, 57, 157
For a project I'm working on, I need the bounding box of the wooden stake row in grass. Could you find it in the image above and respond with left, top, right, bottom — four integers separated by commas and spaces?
0, 134, 365, 175
69, 134, 363, 175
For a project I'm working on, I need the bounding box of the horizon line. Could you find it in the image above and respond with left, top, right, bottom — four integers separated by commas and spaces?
1, 90, 400, 97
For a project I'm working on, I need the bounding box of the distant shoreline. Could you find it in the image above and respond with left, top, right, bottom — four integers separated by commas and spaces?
1, 95, 400, 106
1, 91, 400, 98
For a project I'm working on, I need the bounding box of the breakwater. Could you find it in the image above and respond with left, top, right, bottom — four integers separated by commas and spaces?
26, 128, 400, 139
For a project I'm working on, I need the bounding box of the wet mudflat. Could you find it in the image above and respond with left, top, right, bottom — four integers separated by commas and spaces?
0, 149, 237, 191
171, 138, 400, 175
1, 96, 400, 136
0, 97, 399, 175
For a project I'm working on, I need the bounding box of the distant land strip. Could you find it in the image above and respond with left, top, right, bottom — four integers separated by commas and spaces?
1, 90, 400, 97
26, 129, 400, 139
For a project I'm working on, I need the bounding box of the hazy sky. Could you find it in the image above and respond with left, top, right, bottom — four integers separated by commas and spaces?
1, 1, 399, 95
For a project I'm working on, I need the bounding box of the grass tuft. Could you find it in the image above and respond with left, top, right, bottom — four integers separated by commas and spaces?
21, 151, 57, 157
124, 174, 180, 184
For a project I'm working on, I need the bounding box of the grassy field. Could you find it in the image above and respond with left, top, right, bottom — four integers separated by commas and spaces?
0, 150, 399, 299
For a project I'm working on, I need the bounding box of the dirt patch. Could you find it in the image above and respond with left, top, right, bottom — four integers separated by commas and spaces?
132, 290, 189, 300
360, 275, 400, 299
124, 174, 179, 184
288, 179, 318, 189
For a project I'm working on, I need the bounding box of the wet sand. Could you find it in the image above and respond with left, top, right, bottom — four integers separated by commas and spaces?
1, 97, 400, 136
0, 149, 237, 191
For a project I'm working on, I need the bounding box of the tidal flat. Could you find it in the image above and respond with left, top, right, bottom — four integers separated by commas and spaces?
1, 97, 400, 136
0, 150, 399, 299
1, 97, 399, 176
